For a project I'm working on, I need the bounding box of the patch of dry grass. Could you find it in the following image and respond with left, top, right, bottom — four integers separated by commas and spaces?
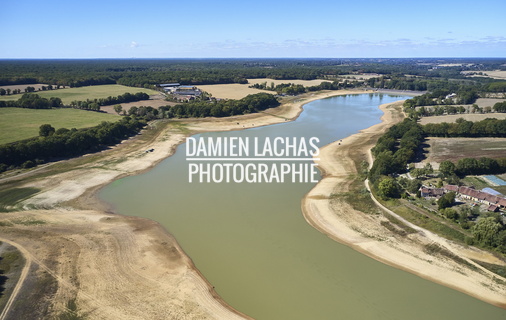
425, 137, 506, 162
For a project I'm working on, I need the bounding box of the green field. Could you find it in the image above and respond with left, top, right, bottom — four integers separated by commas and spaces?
0, 108, 120, 144
0, 84, 159, 104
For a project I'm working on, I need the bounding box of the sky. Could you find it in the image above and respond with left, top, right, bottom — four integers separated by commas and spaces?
1, 0, 505, 59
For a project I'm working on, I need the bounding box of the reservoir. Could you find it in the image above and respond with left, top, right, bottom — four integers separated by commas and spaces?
99, 94, 506, 319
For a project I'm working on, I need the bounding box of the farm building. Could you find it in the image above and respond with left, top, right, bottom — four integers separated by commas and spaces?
444, 185, 506, 208
159, 83, 181, 92
420, 187, 444, 198
174, 86, 202, 96
488, 205, 499, 212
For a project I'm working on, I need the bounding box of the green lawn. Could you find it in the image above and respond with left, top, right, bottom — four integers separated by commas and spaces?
0, 84, 159, 104
0, 108, 120, 144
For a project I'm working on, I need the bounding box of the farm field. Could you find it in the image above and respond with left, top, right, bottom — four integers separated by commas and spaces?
0, 83, 56, 92
197, 78, 328, 99
247, 78, 328, 87
0, 108, 120, 144
463, 70, 506, 80
100, 97, 175, 115
419, 112, 506, 124
0, 84, 159, 104
425, 137, 506, 163
196, 83, 272, 99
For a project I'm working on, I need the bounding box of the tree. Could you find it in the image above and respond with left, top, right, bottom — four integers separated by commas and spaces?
406, 178, 422, 194
49, 97, 62, 108
39, 124, 55, 137
442, 208, 459, 221
377, 177, 400, 199
411, 168, 424, 179
437, 191, 455, 209
423, 163, 433, 175
472, 217, 501, 247
456, 158, 480, 176
439, 160, 456, 178
113, 104, 123, 114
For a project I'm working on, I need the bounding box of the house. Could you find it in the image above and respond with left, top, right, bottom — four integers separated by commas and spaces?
420, 187, 444, 198
457, 186, 486, 202
445, 184, 506, 209
484, 194, 501, 206
487, 205, 499, 212
444, 185, 459, 192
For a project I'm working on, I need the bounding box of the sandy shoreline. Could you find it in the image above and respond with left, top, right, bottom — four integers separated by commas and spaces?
1, 88, 505, 318
302, 101, 506, 308
0, 89, 365, 319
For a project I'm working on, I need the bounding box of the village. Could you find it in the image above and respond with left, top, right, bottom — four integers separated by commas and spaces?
420, 180, 506, 218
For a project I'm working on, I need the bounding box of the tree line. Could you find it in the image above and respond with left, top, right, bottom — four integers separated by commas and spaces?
493, 101, 506, 112
69, 92, 149, 111
439, 157, 506, 177
404, 87, 479, 109
0, 92, 149, 111
0, 117, 146, 172
127, 93, 280, 119
249, 80, 356, 96
422, 118, 506, 137
369, 119, 424, 184
0, 94, 62, 109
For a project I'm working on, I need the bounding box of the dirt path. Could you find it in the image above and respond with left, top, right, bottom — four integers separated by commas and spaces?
0, 238, 31, 320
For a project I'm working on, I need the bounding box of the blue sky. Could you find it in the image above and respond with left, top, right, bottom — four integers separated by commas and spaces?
1, 0, 505, 58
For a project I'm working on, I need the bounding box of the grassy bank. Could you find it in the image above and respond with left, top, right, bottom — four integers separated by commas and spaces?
0, 108, 121, 144
0, 84, 159, 104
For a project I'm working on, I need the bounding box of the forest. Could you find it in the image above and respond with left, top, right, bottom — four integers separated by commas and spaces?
1, 58, 505, 89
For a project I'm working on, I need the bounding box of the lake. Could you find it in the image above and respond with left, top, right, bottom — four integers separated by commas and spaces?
100, 94, 506, 319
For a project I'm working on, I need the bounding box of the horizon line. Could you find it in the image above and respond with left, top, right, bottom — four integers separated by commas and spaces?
1, 57, 505, 60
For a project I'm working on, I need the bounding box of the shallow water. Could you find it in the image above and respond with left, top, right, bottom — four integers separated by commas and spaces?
100, 94, 506, 319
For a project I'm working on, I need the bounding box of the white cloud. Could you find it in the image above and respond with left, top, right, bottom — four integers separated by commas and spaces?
130, 41, 139, 48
